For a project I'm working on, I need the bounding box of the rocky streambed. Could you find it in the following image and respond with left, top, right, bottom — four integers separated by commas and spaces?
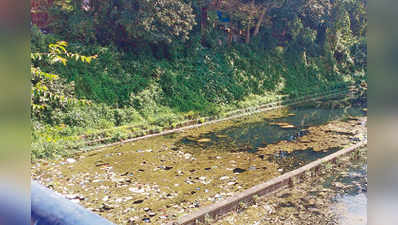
215, 147, 367, 225
32, 97, 367, 225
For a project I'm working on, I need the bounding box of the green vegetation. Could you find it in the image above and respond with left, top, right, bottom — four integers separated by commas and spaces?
31, 0, 367, 160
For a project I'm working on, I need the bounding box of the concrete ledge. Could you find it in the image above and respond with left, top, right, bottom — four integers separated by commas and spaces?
168, 141, 367, 225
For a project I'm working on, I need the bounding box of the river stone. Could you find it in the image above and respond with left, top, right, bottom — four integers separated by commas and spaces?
66, 158, 76, 164
233, 168, 246, 174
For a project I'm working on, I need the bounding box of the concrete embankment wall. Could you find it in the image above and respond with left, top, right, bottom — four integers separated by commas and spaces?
169, 141, 366, 225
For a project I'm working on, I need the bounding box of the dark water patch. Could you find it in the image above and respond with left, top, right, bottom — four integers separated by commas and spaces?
176, 98, 365, 154
267, 147, 342, 172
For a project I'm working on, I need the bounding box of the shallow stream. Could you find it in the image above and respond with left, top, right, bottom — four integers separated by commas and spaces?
32, 96, 367, 224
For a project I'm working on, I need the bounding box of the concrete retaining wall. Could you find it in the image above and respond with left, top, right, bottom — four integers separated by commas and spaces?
168, 141, 366, 225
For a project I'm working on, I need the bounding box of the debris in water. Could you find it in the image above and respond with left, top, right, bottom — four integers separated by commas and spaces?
281, 124, 296, 129
197, 138, 211, 143
163, 166, 173, 170
133, 199, 144, 204
248, 166, 256, 171
95, 161, 109, 167
129, 187, 145, 194
184, 153, 192, 159
220, 176, 229, 180
233, 168, 246, 174
101, 203, 114, 211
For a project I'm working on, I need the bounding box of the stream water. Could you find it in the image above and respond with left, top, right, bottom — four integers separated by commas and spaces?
32, 95, 367, 224
215, 147, 368, 225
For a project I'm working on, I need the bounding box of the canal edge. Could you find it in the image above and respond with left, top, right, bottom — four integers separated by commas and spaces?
80, 86, 360, 154
167, 141, 367, 225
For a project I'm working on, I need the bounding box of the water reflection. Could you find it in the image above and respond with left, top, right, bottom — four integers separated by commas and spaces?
176, 97, 365, 155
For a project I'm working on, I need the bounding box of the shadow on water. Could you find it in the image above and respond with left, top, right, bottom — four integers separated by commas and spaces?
266, 147, 342, 172
174, 96, 365, 155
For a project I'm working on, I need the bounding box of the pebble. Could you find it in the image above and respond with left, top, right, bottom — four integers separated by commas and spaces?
66, 158, 76, 164
129, 187, 145, 193
142, 217, 151, 223
248, 166, 256, 171
184, 153, 192, 159
220, 176, 229, 180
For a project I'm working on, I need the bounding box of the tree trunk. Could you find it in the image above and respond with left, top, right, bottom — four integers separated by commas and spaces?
201, 6, 208, 34
201, 6, 208, 44
245, 23, 251, 44
245, 0, 255, 44
253, 8, 266, 36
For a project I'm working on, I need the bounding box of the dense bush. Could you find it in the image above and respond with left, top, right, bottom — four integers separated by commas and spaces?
31, 0, 367, 159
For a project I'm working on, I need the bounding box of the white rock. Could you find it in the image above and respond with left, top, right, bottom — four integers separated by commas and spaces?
184, 153, 192, 159
263, 204, 273, 214
66, 158, 76, 164
220, 176, 229, 180
129, 187, 145, 193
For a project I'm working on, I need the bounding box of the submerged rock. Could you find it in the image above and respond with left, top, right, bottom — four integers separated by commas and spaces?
233, 168, 246, 174
133, 199, 144, 204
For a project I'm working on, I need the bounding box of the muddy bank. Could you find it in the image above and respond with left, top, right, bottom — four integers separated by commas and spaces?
32, 98, 367, 225
215, 147, 367, 225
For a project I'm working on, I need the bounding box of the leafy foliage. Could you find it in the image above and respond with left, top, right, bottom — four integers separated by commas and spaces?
31, 0, 367, 159
31, 41, 96, 122
49, 0, 196, 45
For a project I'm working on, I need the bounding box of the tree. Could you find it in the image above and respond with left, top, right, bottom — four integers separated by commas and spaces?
49, 0, 197, 45
31, 41, 96, 121
253, 0, 284, 37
